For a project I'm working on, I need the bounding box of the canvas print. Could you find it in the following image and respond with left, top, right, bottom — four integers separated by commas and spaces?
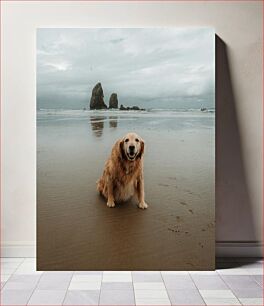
37, 28, 215, 270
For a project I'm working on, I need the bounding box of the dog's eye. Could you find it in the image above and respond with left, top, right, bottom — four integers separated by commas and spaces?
135, 138, 139, 142
125, 139, 129, 143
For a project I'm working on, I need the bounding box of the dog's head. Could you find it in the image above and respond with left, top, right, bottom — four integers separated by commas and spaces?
119, 132, 145, 161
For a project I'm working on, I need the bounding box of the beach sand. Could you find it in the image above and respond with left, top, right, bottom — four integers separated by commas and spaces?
37, 109, 215, 270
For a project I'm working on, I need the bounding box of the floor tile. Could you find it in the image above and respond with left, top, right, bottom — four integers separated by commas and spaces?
189, 271, 218, 275
132, 271, 162, 282
99, 289, 135, 305
37, 272, 73, 290
8, 274, 41, 283
4, 275, 41, 291
161, 271, 189, 275
102, 273, 132, 282
71, 274, 101, 282
69, 281, 101, 290
135, 289, 169, 299
134, 282, 166, 290
167, 289, 205, 305
14, 263, 42, 275
252, 275, 263, 287
217, 267, 249, 275
3, 280, 38, 291
203, 297, 241, 305
2, 262, 21, 269
101, 281, 133, 290
2, 266, 19, 274
63, 290, 100, 305
135, 298, 171, 305
0, 256, 263, 306
5, 274, 40, 290
163, 275, 196, 289
1, 288, 33, 305
74, 271, 103, 275
191, 275, 228, 289
199, 289, 237, 298
44, 271, 73, 275
239, 298, 264, 305
28, 289, 66, 305
23, 258, 36, 264
103, 271, 131, 274
221, 275, 261, 290
245, 268, 263, 275
231, 287, 263, 298
1, 275, 11, 282
133, 271, 162, 274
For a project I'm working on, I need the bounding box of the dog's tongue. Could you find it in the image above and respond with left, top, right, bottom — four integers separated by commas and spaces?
128, 153, 136, 160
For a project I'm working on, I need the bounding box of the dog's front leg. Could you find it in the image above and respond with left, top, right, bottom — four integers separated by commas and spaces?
137, 176, 148, 209
106, 176, 115, 208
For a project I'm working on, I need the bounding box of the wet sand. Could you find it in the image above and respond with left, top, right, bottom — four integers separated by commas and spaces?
37, 110, 215, 270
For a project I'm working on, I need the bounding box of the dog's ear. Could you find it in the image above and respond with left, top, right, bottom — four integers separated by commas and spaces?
137, 138, 145, 159
119, 139, 126, 160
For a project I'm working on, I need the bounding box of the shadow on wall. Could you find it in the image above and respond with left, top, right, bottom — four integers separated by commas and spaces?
215, 35, 258, 248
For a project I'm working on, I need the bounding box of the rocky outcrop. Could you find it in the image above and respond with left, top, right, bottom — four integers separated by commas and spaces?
120, 104, 145, 111
89, 83, 144, 111
109, 93, 118, 109
90, 83, 107, 110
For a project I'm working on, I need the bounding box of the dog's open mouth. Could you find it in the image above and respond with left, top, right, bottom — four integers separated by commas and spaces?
128, 153, 136, 160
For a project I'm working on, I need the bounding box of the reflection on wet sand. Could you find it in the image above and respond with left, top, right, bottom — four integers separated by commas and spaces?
90, 116, 105, 137
109, 116, 118, 128
90, 115, 118, 137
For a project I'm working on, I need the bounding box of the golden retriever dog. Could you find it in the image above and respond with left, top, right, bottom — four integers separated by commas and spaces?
97, 132, 148, 209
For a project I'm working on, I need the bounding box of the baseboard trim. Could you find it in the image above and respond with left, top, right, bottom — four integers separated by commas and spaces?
1, 242, 36, 258
216, 242, 263, 257
1, 242, 263, 258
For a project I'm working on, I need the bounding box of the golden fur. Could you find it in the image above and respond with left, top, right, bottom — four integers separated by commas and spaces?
97, 132, 148, 209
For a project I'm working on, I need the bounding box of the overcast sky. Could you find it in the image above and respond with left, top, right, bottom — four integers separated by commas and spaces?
37, 28, 215, 110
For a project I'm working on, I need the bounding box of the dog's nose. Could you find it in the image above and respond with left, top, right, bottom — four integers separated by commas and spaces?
129, 145, 135, 151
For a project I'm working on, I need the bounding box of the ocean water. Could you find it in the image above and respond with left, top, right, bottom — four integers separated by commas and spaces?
37, 108, 214, 135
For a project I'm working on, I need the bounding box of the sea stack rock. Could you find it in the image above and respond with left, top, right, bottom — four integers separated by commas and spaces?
109, 93, 118, 109
90, 83, 107, 110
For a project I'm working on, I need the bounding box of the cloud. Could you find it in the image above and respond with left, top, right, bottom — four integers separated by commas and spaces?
37, 28, 215, 109
43, 61, 72, 71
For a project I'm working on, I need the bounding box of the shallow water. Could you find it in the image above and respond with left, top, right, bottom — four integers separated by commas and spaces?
37, 110, 215, 270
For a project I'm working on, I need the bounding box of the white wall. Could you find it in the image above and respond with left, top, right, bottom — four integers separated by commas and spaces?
1, 1, 262, 257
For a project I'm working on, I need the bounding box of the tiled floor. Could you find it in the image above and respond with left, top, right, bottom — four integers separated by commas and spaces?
0, 258, 263, 305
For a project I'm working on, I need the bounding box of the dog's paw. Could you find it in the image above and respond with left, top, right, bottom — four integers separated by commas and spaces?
138, 202, 148, 209
107, 201, 115, 208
